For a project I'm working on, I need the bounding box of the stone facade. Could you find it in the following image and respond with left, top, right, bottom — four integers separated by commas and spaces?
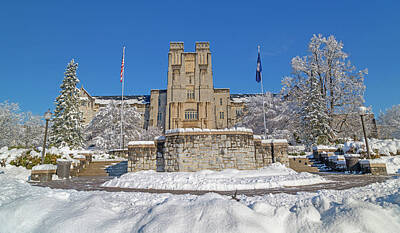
128, 128, 289, 172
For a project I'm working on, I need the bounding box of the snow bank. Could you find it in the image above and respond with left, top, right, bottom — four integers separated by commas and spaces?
370, 156, 400, 174
0, 147, 28, 164
1, 168, 400, 233
0, 165, 30, 180
103, 163, 327, 191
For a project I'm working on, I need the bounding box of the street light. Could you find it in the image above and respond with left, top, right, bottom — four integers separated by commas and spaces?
41, 109, 52, 164
359, 106, 371, 159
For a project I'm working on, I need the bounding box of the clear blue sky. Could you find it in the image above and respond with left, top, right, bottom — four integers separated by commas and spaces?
0, 0, 399, 116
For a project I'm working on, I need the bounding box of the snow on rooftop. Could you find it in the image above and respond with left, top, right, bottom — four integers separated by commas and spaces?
344, 154, 361, 157
155, 136, 166, 141
93, 95, 150, 105
73, 154, 86, 159
165, 127, 253, 134
261, 139, 288, 144
312, 145, 338, 151
128, 141, 155, 146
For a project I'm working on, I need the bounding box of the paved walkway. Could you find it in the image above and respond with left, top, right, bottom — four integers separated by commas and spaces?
30, 173, 394, 196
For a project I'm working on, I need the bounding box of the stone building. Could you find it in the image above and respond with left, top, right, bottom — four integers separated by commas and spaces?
78, 41, 379, 141
79, 42, 249, 130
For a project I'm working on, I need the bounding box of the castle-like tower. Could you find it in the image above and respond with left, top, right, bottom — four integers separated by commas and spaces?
148, 42, 242, 130
166, 42, 214, 129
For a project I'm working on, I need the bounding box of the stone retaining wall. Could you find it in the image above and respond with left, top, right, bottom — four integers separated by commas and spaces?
128, 142, 157, 171
163, 130, 255, 172
128, 129, 289, 172
289, 157, 319, 173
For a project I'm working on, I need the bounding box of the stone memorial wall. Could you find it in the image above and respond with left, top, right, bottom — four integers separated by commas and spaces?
128, 128, 289, 172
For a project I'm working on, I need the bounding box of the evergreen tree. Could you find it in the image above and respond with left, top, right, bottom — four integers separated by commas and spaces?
50, 59, 83, 148
301, 75, 334, 145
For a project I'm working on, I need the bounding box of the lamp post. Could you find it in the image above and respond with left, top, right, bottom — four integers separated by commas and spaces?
359, 106, 371, 159
41, 109, 52, 164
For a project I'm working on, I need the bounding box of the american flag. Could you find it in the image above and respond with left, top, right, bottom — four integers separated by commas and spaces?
120, 46, 125, 83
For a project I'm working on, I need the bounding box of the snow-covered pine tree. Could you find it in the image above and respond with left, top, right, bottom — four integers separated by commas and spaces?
50, 59, 84, 148
300, 74, 334, 145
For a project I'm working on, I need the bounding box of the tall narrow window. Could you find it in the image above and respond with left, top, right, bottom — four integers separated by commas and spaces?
220, 98, 222, 105
220, 112, 224, 119
187, 90, 194, 100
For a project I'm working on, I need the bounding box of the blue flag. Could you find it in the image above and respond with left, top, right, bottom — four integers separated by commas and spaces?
256, 51, 262, 83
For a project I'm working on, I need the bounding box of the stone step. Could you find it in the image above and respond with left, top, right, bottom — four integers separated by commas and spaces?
77, 161, 124, 177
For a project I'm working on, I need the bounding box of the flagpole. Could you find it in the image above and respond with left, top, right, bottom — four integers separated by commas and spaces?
258, 45, 267, 137
120, 46, 125, 150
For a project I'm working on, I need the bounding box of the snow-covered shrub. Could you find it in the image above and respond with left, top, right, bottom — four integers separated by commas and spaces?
0, 101, 45, 148
85, 101, 162, 150
236, 93, 295, 142
378, 104, 400, 139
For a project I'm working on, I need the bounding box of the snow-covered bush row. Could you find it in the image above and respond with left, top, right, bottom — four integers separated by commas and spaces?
0, 146, 29, 164
1, 165, 400, 233
0, 146, 123, 168
343, 138, 400, 156
102, 163, 327, 191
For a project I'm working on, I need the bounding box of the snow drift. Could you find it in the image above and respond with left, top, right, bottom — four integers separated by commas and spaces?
102, 163, 327, 191
0, 168, 400, 233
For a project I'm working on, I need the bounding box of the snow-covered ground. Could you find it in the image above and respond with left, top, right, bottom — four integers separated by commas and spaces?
0, 164, 400, 233
102, 163, 327, 191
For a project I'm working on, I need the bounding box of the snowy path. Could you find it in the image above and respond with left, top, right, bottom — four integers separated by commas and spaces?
31, 173, 392, 196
